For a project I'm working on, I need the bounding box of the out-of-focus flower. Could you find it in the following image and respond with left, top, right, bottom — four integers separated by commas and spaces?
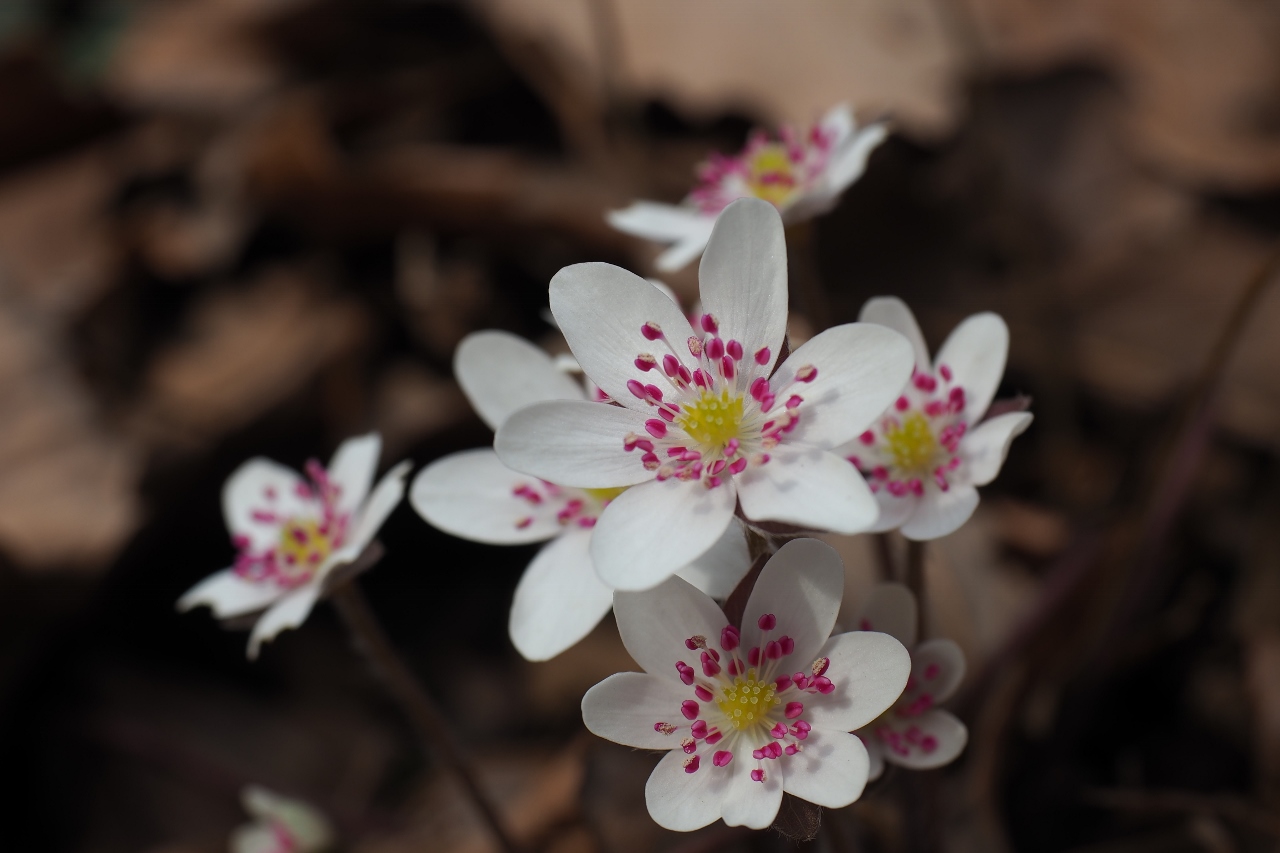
851, 583, 968, 778
231, 786, 333, 853
179, 433, 410, 659
411, 330, 749, 661
496, 199, 914, 591
842, 297, 1032, 540
581, 538, 910, 831
608, 105, 887, 271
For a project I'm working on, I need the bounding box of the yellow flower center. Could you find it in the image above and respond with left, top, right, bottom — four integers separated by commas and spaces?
746, 144, 800, 207
884, 412, 941, 475
277, 518, 334, 576
717, 672, 779, 731
583, 486, 628, 504
678, 389, 744, 450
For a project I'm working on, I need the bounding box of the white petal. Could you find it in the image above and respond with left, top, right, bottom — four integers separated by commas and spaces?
818, 103, 855, 148
823, 123, 889, 193
804, 631, 912, 732
223, 459, 308, 552
607, 201, 710, 242
697, 198, 788, 381
509, 530, 614, 661
178, 568, 283, 618
964, 412, 1033, 486
736, 446, 878, 535
899, 484, 980, 541
655, 232, 715, 273
645, 748, 729, 832
582, 671, 693, 750
591, 477, 736, 591
327, 433, 381, 516
674, 519, 751, 599
853, 582, 918, 648
241, 787, 333, 850
873, 709, 968, 771
455, 331, 586, 431
770, 323, 914, 449
862, 736, 886, 781
247, 582, 322, 659
721, 740, 783, 829
934, 313, 1008, 424
863, 487, 919, 533
410, 449, 560, 545
911, 638, 966, 704
782, 728, 869, 809
614, 574, 730, 684
858, 296, 930, 373
740, 538, 844, 670
230, 823, 278, 853
339, 461, 410, 559
549, 262, 698, 406
495, 401, 654, 488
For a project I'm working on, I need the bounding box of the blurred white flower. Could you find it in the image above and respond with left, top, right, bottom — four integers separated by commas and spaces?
841, 297, 1033, 540
231, 786, 333, 853
581, 538, 910, 831
496, 199, 914, 591
179, 433, 410, 659
411, 330, 750, 661
608, 105, 887, 271
851, 583, 968, 778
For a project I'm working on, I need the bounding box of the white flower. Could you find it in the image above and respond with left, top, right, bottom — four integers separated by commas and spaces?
608, 105, 887, 271
231, 786, 333, 853
581, 538, 910, 831
179, 433, 410, 659
495, 198, 915, 591
841, 297, 1033, 540
410, 330, 750, 661
850, 584, 968, 779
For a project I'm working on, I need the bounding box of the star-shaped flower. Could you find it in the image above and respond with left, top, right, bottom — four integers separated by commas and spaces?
608, 105, 887, 271
231, 786, 333, 853
842, 297, 1033, 539
496, 198, 914, 591
850, 583, 968, 779
581, 538, 910, 831
411, 330, 749, 661
179, 433, 410, 658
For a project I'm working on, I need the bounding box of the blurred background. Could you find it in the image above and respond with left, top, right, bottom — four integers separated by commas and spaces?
0, 0, 1279, 851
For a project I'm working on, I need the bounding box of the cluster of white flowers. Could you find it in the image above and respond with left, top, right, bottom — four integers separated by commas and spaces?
178, 106, 1030, 837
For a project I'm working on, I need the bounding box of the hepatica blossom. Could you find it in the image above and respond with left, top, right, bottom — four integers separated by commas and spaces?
851, 583, 968, 778
581, 538, 910, 831
231, 786, 333, 853
608, 104, 887, 271
179, 433, 410, 658
843, 297, 1033, 539
411, 330, 748, 661
496, 198, 914, 591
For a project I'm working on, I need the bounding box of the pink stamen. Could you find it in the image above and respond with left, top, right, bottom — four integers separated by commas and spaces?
754, 347, 771, 365
713, 750, 733, 767
758, 614, 777, 630
726, 340, 744, 360
681, 700, 699, 720
641, 322, 663, 341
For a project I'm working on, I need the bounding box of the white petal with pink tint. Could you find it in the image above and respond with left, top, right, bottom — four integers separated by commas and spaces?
911, 638, 966, 705
854, 583, 918, 648
613, 575, 729, 685
739, 538, 843, 667
411, 449, 562, 545
674, 520, 750, 600
509, 529, 614, 661
771, 323, 914, 449
781, 728, 870, 808
247, 583, 322, 660
803, 631, 912, 732
964, 411, 1034, 486
591, 476, 737, 591
550, 262, 698, 406
874, 708, 968, 771
178, 568, 283, 618
455, 330, 586, 431
864, 487, 919, 534
721, 740, 783, 829
582, 671, 700, 750
327, 432, 380, 517
645, 748, 729, 831
697, 198, 788, 382
496, 401, 654, 488
900, 483, 980, 541
934, 312, 1008, 425
736, 445, 879, 535
222, 459, 309, 552
859, 296, 930, 373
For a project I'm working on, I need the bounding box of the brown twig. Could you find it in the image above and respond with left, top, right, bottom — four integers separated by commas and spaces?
873, 532, 897, 582
905, 539, 926, 634
331, 580, 523, 853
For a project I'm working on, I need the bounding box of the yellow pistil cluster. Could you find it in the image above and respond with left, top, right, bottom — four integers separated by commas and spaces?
746, 145, 800, 207
717, 672, 779, 731
277, 518, 333, 573
678, 389, 744, 450
583, 486, 628, 505
883, 412, 941, 474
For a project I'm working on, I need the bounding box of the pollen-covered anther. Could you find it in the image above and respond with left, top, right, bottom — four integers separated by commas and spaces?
654, 722, 676, 735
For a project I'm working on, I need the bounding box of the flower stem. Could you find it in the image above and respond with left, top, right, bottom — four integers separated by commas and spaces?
330, 579, 522, 853
873, 532, 897, 582
905, 539, 926, 636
